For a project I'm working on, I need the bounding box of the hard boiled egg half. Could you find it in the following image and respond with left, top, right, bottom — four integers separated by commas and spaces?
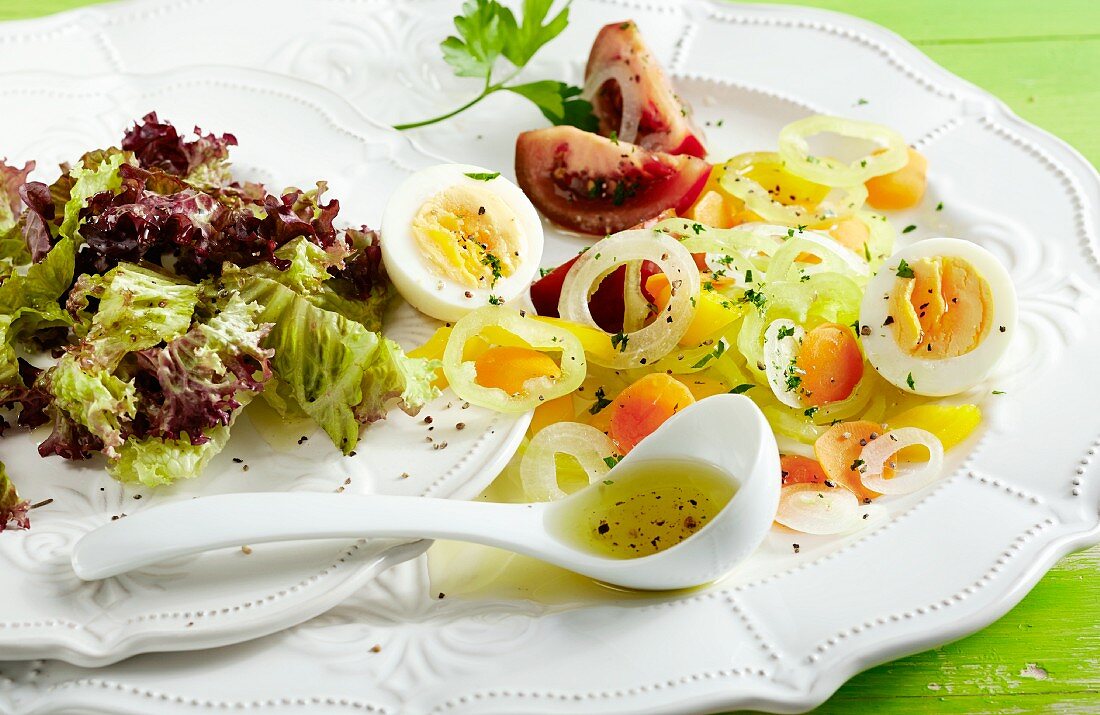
860, 238, 1017, 396
381, 164, 544, 322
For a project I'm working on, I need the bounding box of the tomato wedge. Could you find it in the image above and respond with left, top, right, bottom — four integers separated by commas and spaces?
585, 20, 706, 157
514, 126, 711, 235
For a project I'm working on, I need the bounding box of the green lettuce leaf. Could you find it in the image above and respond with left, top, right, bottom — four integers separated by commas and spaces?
58, 151, 128, 240
45, 353, 137, 458
78, 262, 200, 368
226, 250, 437, 454
355, 337, 440, 424
0, 237, 75, 387
109, 425, 230, 488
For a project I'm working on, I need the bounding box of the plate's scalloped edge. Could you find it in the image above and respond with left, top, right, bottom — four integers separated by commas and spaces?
0, 0, 1098, 711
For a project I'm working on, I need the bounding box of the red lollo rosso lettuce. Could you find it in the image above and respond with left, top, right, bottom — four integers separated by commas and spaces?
1, 158, 33, 231
129, 293, 273, 444
0, 461, 30, 533
122, 111, 237, 187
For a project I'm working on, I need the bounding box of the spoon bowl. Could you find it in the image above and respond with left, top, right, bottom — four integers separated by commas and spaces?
71, 395, 780, 591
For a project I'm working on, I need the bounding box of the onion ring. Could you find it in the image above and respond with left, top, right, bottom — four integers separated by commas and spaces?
775, 483, 862, 534
778, 115, 909, 187
443, 306, 586, 412
858, 427, 944, 495
521, 422, 616, 501
558, 230, 700, 369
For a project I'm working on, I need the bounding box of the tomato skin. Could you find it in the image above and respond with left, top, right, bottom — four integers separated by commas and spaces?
529, 256, 661, 333
585, 21, 707, 158
514, 126, 711, 235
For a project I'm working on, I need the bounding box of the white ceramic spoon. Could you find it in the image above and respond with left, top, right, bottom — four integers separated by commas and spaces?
71, 395, 780, 591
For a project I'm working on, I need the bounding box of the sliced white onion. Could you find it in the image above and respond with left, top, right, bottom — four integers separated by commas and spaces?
766, 231, 871, 284
763, 319, 805, 408
443, 306, 586, 413
558, 230, 700, 369
775, 483, 862, 534
717, 152, 868, 226
621, 260, 648, 333
521, 422, 615, 501
858, 427, 944, 495
778, 115, 909, 187
582, 66, 642, 144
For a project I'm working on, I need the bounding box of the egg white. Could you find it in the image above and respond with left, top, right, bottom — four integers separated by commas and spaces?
860, 237, 1017, 396
380, 164, 544, 322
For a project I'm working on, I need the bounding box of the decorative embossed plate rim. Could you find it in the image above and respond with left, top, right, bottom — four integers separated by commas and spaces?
0, 0, 1097, 713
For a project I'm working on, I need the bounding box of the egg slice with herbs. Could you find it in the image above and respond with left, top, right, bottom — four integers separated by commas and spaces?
860, 237, 1016, 396
381, 164, 544, 321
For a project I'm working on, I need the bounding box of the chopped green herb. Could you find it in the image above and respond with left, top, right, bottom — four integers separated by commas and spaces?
609, 130, 619, 145
863, 242, 872, 261
465, 171, 500, 181
992, 390, 1006, 395
691, 339, 727, 369
740, 288, 766, 312
589, 386, 612, 414
487, 294, 503, 305
850, 458, 865, 471
602, 478, 615, 485
803, 406, 819, 418
610, 331, 629, 352
729, 383, 754, 394
691, 222, 705, 235
896, 259, 915, 279
856, 98, 869, 106
902, 224, 917, 234
602, 455, 622, 470
936, 201, 944, 211
745, 269, 753, 283
906, 372, 916, 390
776, 325, 796, 340
539, 266, 552, 277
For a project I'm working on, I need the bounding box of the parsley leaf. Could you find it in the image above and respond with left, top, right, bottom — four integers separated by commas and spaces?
488, 294, 503, 305
588, 386, 612, 414
395, 0, 595, 131
602, 456, 622, 470
896, 259, 915, 279
691, 339, 727, 369
906, 372, 916, 390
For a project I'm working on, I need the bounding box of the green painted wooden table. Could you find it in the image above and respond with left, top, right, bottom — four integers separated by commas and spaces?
3, 1, 1097, 712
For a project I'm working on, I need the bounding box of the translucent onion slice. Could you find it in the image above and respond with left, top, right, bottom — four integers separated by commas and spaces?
855, 210, 895, 268
858, 427, 944, 495
718, 152, 868, 226
621, 260, 649, 333
765, 231, 871, 284
521, 422, 615, 501
778, 115, 909, 187
582, 66, 642, 144
443, 306, 586, 413
775, 483, 862, 534
763, 319, 806, 408
558, 230, 700, 369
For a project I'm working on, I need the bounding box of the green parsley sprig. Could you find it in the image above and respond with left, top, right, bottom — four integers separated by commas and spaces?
393, 0, 596, 131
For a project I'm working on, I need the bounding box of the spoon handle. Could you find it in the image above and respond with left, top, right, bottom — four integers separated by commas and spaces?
71, 492, 545, 581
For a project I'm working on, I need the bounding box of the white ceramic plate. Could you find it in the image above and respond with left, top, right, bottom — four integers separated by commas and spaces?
0, 66, 529, 667
1, 0, 1099, 712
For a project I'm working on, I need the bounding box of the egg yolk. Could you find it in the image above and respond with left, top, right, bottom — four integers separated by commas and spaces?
411, 185, 522, 289
889, 256, 993, 359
